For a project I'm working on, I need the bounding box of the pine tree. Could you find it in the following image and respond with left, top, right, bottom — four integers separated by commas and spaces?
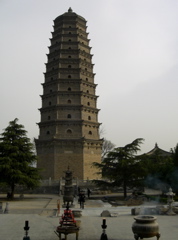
0, 118, 41, 199
93, 138, 144, 198
171, 143, 178, 168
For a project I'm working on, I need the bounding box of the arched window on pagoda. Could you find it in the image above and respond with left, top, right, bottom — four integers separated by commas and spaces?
67, 129, 72, 134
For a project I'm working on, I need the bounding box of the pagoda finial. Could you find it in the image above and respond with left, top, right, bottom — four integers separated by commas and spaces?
68, 7, 73, 13
155, 143, 158, 148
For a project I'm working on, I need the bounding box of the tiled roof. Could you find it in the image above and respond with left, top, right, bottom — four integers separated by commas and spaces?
145, 143, 172, 156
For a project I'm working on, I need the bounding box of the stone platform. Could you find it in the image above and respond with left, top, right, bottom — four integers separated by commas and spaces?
0, 194, 178, 240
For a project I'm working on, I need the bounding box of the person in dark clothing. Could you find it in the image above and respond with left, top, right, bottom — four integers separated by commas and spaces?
78, 186, 80, 195
87, 188, 91, 198
78, 192, 85, 209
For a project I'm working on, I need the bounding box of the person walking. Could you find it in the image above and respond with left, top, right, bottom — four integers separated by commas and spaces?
87, 188, 91, 198
78, 192, 85, 209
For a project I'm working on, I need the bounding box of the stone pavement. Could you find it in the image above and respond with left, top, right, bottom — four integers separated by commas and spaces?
0, 194, 178, 240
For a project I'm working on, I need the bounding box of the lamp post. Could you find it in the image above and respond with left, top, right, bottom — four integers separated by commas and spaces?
100, 218, 108, 240
23, 221, 30, 240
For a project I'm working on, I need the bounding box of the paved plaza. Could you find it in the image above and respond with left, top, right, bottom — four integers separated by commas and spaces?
0, 194, 178, 240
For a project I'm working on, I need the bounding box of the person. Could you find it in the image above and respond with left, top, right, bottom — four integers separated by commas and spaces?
78, 192, 85, 209
78, 186, 80, 195
7, 192, 11, 199
87, 188, 91, 198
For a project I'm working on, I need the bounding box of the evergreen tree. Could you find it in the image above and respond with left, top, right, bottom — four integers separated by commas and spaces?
171, 143, 178, 168
93, 138, 144, 198
0, 118, 41, 199
169, 144, 178, 193
142, 152, 173, 193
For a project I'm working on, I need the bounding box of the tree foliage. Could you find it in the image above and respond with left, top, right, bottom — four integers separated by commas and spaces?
171, 143, 178, 168
102, 139, 115, 160
168, 144, 178, 192
141, 151, 173, 193
0, 118, 41, 198
93, 138, 144, 198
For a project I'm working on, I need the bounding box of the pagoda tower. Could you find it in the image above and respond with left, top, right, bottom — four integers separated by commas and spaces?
35, 8, 102, 180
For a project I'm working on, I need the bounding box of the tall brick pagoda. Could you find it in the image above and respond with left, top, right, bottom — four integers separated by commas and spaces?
35, 8, 102, 180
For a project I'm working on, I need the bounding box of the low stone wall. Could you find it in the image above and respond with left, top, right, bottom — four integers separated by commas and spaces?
0, 179, 114, 195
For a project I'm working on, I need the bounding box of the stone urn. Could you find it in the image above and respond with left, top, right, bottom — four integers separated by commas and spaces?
132, 215, 160, 240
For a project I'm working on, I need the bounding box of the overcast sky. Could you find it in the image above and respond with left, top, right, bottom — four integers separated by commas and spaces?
1, 0, 178, 153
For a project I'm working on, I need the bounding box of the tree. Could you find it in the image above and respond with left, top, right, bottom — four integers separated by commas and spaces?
0, 118, 41, 199
168, 144, 178, 193
102, 139, 115, 160
93, 138, 144, 198
171, 143, 178, 168
141, 152, 173, 193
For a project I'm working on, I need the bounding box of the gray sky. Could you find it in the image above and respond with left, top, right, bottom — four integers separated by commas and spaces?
1, 0, 178, 153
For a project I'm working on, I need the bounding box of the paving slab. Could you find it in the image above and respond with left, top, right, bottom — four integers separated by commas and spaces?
0, 194, 178, 240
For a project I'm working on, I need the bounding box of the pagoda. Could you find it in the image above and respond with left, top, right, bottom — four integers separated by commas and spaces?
35, 8, 102, 180
145, 143, 172, 157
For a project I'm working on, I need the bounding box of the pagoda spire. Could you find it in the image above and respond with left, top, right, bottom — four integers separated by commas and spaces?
68, 7, 73, 12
